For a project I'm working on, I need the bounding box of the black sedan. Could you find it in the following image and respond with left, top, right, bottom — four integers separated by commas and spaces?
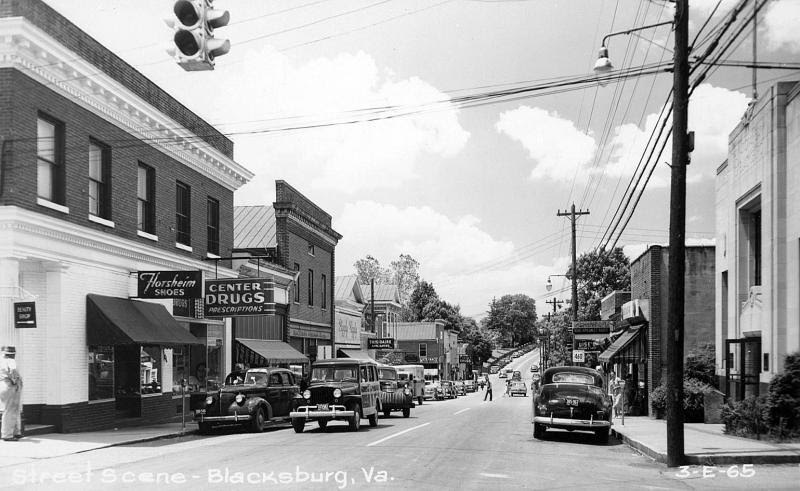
532, 366, 613, 443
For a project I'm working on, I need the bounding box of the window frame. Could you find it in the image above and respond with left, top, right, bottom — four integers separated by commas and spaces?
294, 263, 301, 303
321, 273, 327, 310
206, 196, 220, 255
36, 113, 66, 205
419, 343, 427, 357
307, 269, 314, 306
175, 181, 191, 246
88, 138, 111, 219
137, 163, 156, 234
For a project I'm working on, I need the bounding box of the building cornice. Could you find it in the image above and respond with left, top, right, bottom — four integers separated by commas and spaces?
0, 17, 253, 191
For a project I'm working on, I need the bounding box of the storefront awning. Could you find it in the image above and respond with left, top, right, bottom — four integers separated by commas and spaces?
87, 294, 201, 346
573, 333, 609, 340
337, 348, 378, 364
599, 326, 643, 363
236, 338, 309, 365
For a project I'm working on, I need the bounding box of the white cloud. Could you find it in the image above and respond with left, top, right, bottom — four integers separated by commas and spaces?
495, 106, 596, 182
764, 0, 800, 53
691, 0, 739, 15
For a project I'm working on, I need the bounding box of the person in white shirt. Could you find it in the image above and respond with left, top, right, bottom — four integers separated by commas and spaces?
0, 346, 23, 441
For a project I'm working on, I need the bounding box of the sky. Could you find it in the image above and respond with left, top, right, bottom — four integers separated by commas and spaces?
43, 0, 800, 319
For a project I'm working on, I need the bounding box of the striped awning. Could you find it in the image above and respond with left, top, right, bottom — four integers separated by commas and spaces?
599, 326, 645, 363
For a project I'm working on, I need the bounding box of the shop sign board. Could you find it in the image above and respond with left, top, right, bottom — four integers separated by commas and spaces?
459, 355, 471, 364
571, 320, 613, 334
335, 311, 361, 346
204, 278, 275, 317
419, 356, 439, 364
572, 350, 585, 363
137, 270, 202, 299
14, 302, 36, 329
575, 338, 601, 351
368, 338, 395, 350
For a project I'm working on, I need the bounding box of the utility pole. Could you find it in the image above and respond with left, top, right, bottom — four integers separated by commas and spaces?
546, 297, 564, 316
557, 204, 589, 366
666, 0, 689, 468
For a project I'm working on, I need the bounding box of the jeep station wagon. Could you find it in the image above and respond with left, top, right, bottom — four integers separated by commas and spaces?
191, 367, 300, 433
290, 358, 381, 432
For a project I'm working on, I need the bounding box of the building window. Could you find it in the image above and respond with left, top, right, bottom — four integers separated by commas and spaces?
308, 244, 315, 256
37, 114, 65, 204
321, 274, 327, 310
88, 346, 114, 401
140, 346, 162, 394
137, 163, 155, 234
207, 197, 220, 255
88, 140, 111, 219
308, 269, 314, 306
419, 343, 427, 357
176, 181, 191, 246
294, 263, 300, 303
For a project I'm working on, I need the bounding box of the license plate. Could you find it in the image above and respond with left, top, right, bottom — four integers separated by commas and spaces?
566, 398, 580, 407
195, 409, 206, 415
317, 404, 329, 411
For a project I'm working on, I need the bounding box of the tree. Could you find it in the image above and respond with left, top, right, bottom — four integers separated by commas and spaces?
537, 313, 571, 367
460, 317, 496, 365
408, 280, 439, 322
390, 254, 420, 306
483, 294, 538, 346
354, 255, 391, 285
567, 247, 631, 320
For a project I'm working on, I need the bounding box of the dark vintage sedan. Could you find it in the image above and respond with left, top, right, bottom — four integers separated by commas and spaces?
532, 366, 613, 443
377, 365, 414, 418
190, 367, 301, 434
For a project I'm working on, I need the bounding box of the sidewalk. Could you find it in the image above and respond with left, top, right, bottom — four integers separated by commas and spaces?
0, 422, 196, 462
611, 416, 800, 465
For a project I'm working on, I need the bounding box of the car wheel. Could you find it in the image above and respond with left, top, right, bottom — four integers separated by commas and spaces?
595, 428, 610, 445
533, 423, 545, 439
198, 422, 212, 435
383, 408, 391, 418
250, 406, 266, 433
291, 418, 304, 434
402, 408, 410, 418
318, 419, 328, 431
348, 404, 361, 432
368, 411, 378, 427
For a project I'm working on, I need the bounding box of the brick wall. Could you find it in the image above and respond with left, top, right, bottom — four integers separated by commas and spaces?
0, 70, 234, 263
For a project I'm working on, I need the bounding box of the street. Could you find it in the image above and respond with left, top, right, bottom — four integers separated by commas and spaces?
1, 350, 797, 490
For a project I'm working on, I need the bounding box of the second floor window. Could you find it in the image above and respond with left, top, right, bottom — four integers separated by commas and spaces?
176, 181, 191, 246
88, 140, 111, 219
137, 163, 155, 234
307, 269, 314, 306
321, 274, 327, 309
419, 343, 427, 357
37, 115, 65, 204
207, 197, 219, 255
294, 263, 300, 302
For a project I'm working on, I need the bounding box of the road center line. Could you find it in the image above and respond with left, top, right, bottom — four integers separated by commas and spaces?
454, 408, 471, 415
366, 422, 431, 447
480, 473, 510, 479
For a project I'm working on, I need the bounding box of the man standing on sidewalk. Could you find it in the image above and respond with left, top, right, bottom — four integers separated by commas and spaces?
483, 376, 493, 401
0, 346, 23, 441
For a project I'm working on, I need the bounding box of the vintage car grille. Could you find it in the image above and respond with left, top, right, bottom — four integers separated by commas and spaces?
206, 391, 236, 416
309, 387, 336, 404
546, 404, 595, 420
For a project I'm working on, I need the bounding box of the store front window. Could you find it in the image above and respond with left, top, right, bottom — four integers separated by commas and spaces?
140, 346, 162, 394
187, 323, 225, 391
88, 346, 115, 401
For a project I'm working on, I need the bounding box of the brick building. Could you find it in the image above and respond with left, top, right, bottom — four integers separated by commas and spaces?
392, 321, 459, 379
361, 283, 402, 336
233, 181, 341, 363
0, 0, 251, 431
716, 81, 800, 399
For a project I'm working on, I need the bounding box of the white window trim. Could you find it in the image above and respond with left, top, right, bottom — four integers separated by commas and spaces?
37, 197, 69, 214
175, 242, 193, 253
137, 230, 158, 242
88, 214, 115, 228
206, 252, 221, 259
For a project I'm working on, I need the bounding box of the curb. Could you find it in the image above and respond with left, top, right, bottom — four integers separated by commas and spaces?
71, 428, 199, 455
611, 428, 800, 465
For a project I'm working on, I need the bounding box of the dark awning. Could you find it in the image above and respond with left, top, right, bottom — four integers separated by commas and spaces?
87, 294, 201, 346
573, 333, 609, 341
337, 348, 378, 364
236, 338, 309, 365
599, 326, 643, 363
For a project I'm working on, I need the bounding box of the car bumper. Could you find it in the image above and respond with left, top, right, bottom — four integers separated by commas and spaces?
194, 413, 252, 423
510, 391, 527, 395
290, 405, 354, 420
533, 415, 612, 429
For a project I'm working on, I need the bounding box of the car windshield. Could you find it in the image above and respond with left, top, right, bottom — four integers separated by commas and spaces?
241, 372, 267, 385
551, 372, 595, 385
397, 373, 410, 380
311, 366, 358, 383
379, 369, 397, 381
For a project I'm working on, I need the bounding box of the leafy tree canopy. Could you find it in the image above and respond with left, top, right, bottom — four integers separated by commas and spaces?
483, 294, 538, 347
566, 247, 631, 320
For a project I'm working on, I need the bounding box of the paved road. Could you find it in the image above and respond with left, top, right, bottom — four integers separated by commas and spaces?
1, 351, 797, 490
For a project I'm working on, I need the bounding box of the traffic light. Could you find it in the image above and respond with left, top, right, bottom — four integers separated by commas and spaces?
166, 0, 230, 71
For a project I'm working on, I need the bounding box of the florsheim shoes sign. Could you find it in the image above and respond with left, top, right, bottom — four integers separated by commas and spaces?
204, 278, 275, 317
137, 270, 203, 299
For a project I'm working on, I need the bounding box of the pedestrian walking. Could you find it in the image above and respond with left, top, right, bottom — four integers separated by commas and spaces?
0, 346, 23, 441
483, 377, 492, 401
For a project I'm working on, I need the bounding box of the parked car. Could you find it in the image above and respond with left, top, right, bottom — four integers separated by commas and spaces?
395, 364, 425, 406
512, 352, 521, 358
439, 380, 456, 400
489, 365, 500, 374
424, 380, 439, 400
530, 364, 540, 373
498, 371, 507, 379
509, 380, 527, 397
290, 358, 381, 433
377, 365, 414, 418
511, 371, 522, 381
453, 380, 466, 396
190, 367, 300, 434
532, 366, 613, 444
465, 379, 477, 393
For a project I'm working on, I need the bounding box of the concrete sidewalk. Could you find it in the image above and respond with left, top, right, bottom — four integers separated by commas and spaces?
611, 416, 800, 465
0, 422, 196, 462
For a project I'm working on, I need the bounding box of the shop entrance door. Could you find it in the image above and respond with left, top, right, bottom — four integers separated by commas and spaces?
725, 338, 761, 401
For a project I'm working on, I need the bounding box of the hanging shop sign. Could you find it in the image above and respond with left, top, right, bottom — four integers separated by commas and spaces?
204, 278, 275, 317
14, 302, 36, 329
459, 355, 471, 364
137, 270, 202, 299
571, 320, 613, 334
368, 338, 395, 350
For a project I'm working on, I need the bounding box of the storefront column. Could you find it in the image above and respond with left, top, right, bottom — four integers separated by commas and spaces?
223, 318, 233, 375
0, 258, 21, 349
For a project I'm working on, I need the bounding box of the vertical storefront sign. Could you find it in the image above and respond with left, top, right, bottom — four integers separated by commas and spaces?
14, 302, 36, 328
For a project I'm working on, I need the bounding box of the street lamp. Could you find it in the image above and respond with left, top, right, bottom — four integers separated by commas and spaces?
592, 20, 673, 75
544, 274, 568, 292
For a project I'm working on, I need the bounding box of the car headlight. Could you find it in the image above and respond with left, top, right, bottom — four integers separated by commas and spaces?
333, 388, 342, 398
537, 404, 548, 413
235, 394, 245, 405
205, 396, 213, 405
303, 390, 311, 400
